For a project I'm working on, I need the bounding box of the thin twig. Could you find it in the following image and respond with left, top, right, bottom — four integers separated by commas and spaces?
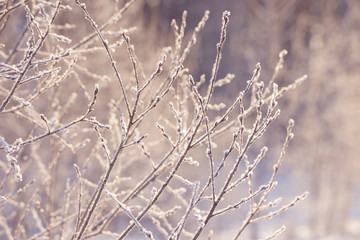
75, 0, 131, 118
0, 0, 62, 113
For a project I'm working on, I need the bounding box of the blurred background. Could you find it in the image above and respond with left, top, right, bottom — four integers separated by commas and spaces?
142, 0, 360, 239
1, 0, 359, 239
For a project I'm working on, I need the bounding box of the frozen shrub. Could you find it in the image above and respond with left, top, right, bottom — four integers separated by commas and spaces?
0, 1, 307, 239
